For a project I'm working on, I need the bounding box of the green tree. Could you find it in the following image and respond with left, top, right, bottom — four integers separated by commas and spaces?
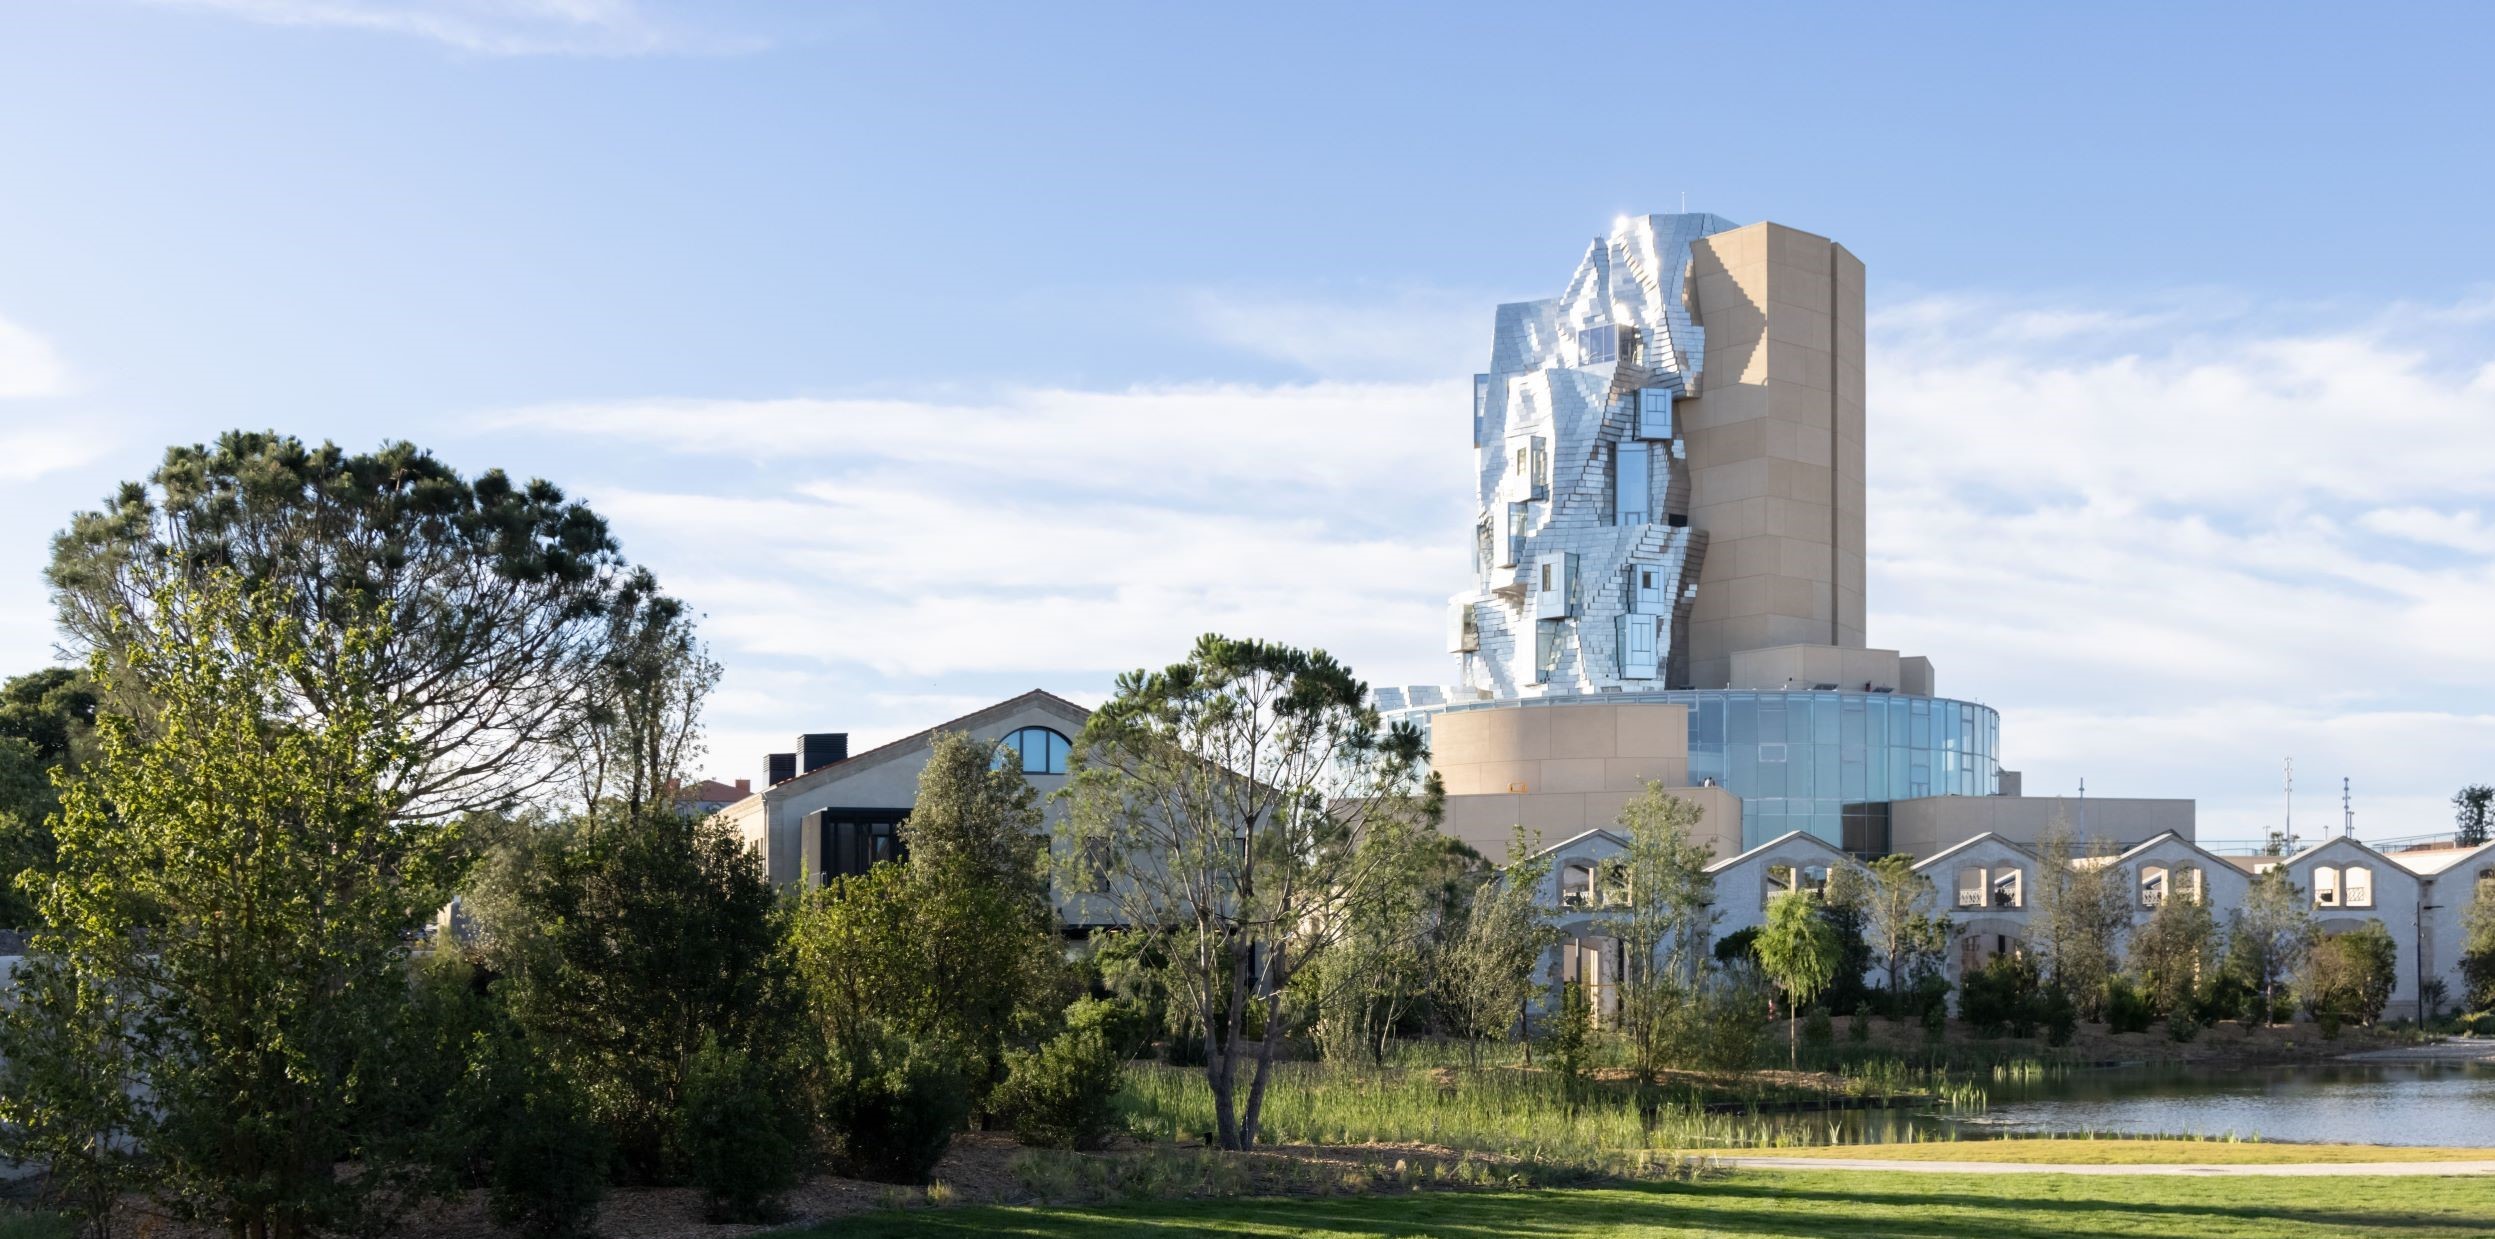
789, 731, 1067, 1125
1436, 828, 1559, 1065
1598, 784, 1719, 1082
2460, 880, 2495, 1012
2455, 786, 2494, 849
1828, 853, 1951, 997
1306, 828, 1479, 1065
0, 667, 98, 928
1754, 891, 1841, 1069
2029, 818, 2131, 1017
49, 431, 636, 820
2224, 866, 2315, 1024
2126, 886, 2222, 1018
559, 574, 720, 816
0, 573, 461, 1239
2300, 921, 2397, 1028
485, 807, 795, 1183
1061, 634, 1431, 1150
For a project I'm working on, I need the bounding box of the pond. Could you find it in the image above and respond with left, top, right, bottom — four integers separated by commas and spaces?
1955, 1060, 2495, 1147
1759, 1060, 2495, 1148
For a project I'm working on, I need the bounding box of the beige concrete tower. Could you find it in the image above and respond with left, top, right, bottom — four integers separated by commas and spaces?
1678, 222, 1867, 690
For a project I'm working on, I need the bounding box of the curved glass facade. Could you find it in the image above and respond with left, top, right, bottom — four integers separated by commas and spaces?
1412, 690, 2000, 852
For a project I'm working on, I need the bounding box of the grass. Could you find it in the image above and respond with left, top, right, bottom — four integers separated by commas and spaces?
809, 1171, 2495, 1237
1116, 1057, 1973, 1164
0, 1211, 74, 1239
1753, 1138, 2495, 1164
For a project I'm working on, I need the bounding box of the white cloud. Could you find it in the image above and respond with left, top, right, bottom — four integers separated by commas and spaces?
484, 289, 2495, 840
133, 0, 757, 56
1869, 293, 2495, 838
0, 313, 70, 399
1184, 289, 1490, 380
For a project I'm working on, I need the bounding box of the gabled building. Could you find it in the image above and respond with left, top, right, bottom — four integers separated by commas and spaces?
708, 690, 1101, 922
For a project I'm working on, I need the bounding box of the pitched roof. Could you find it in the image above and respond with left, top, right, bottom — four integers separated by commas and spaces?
2109, 831, 2248, 877
1909, 831, 2037, 871
1527, 827, 1631, 861
1704, 829, 1854, 874
2388, 839, 2495, 876
712, 689, 1092, 814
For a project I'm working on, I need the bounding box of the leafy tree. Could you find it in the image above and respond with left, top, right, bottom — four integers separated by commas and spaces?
2126, 885, 2222, 1018
0, 668, 98, 929
485, 807, 795, 1183
1828, 854, 1951, 997
2300, 921, 2397, 1028
2455, 785, 2494, 849
787, 731, 1067, 1115
908, 728, 1052, 913
1539, 981, 1596, 1109
1060, 635, 1431, 1150
49, 431, 636, 820
1436, 828, 1559, 1065
1959, 951, 2044, 1037
1754, 891, 1840, 1068
1307, 828, 1478, 1065
2224, 866, 2316, 1024
560, 575, 720, 816
2029, 819, 2131, 1017
0, 573, 461, 1239
1599, 784, 1719, 1082
2460, 882, 2495, 1012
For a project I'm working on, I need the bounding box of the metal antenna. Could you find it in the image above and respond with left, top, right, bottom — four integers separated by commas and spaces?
2343, 777, 2353, 838
1680, 190, 1688, 214
2284, 758, 2295, 853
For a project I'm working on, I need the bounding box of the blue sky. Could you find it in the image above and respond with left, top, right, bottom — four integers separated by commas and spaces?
3, 0, 2493, 843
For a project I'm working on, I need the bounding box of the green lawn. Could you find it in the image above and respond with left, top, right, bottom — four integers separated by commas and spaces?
1752, 1139, 2495, 1164
814, 1171, 2495, 1238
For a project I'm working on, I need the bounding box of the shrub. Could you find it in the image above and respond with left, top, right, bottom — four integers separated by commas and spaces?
1066, 995, 1155, 1062
820, 1035, 973, 1185
2040, 984, 2079, 1046
1687, 967, 1772, 1071
2105, 976, 2156, 1035
1713, 926, 1761, 965
2165, 1006, 2201, 1043
1958, 953, 2041, 1037
1540, 982, 1595, 1106
1848, 1009, 1872, 1043
484, 1059, 610, 1239
677, 1038, 808, 1222
1802, 1007, 1834, 1048
995, 1027, 1125, 1151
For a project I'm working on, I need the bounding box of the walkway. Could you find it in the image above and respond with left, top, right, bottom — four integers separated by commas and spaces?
1714, 1155, 2495, 1176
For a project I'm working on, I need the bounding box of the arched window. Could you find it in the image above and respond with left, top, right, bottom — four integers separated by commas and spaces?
997, 726, 1072, 776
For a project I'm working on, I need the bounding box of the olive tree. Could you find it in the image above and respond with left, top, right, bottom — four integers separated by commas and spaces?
1061, 635, 1431, 1150
1754, 891, 1840, 1069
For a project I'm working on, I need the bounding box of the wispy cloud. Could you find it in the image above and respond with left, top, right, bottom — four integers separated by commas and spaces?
478, 288, 2495, 837
133, 0, 761, 56
0, 312, 70, 400
1868, 292, 2495, 838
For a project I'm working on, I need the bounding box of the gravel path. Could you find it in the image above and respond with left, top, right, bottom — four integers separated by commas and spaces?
1716, 1156, 2495, 1176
